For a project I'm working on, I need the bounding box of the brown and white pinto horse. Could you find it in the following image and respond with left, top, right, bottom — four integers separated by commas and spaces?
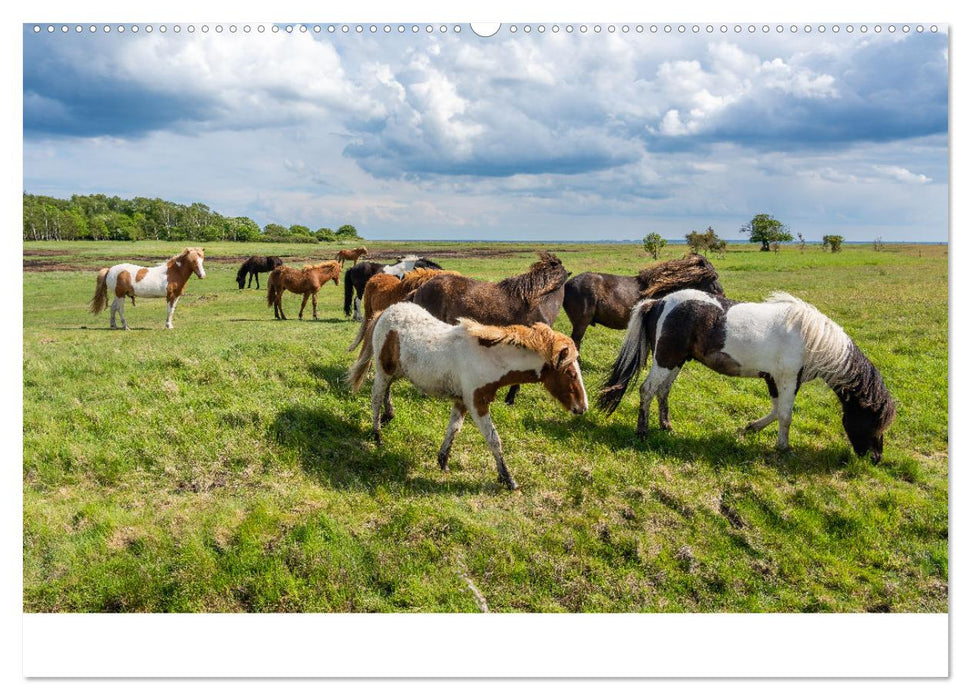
346, 268, 463, 350
348, 302, 588, 490
266, 260, 342, 320
336, 247, 368, 264
89, 247, 206, 329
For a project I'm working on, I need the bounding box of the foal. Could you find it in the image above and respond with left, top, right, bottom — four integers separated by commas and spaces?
348, 302, 588, 489
89, 247, 206, 329
598, 289, 896, 463
266, 260, 342, 320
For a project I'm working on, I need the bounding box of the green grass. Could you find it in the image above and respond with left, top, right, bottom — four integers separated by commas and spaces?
23, 241, 948, 612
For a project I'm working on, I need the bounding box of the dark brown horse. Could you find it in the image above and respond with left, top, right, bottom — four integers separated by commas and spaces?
237, 255, 283, 290
410, 251, 570, 404
562, 254, 724, 348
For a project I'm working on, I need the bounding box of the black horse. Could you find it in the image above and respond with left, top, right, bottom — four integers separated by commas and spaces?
237, 256, 283, 290
343, 257, 442, 320
562, 254, 724, 349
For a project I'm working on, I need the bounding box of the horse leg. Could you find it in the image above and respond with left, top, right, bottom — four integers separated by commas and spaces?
503, 385, 520, 405
773, 378, 798, 451
655, 365, 682, 431
165, 296, 180, 329
114, 296, 130, 330
299, 293, 309, 320
570, 320, 590, 351
253, 272, 259, 290
636, 363, 676, 438
109, 297, 120, 329
371, 372, 391, 445
437, 401, 468, 472
380, 381, 395, 424
353, 294, 363, 322
471, 409, 518, 490
743, 374, 782, 434
312, 291, 319, 320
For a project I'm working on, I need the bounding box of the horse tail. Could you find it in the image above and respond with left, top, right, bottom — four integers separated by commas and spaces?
597, 298, 661, 415
89, 268, 110, 314
347, 311, 384, 392
343, 268, 354, 316
347, 315, 370, 352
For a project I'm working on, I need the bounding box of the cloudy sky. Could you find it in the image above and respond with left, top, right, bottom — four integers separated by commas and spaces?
23, 24, 948, 241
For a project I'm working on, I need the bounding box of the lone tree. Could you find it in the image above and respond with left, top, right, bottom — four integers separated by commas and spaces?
822, 234, 844, 253
686, 226, 725, 256
643, 232, 666, 260
741, 213, 792, 251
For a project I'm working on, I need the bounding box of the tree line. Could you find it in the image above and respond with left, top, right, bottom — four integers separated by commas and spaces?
643, 213, 846, 259
22, 193, 362, 243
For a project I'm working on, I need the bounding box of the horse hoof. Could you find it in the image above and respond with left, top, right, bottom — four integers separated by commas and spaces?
659, 421, 672, 432
437, 451, 450, 471
380, 413, 394, 425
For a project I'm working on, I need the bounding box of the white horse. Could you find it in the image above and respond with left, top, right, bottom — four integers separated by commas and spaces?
348, 302, 588, 489
89, 248, 206, 329
381, 255, 422, 278
598, 289, 895, 463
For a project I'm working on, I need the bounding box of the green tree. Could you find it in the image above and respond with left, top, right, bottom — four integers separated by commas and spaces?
263, 223, 289, 240
226, 217, 261, 242
642, 232, 666, 260
289, 224, 313, 238
822, 234, 844, 253
740, 213, 792, 252
336, 224, 360, 240
686, 230, 705, 254
314, 227, 337, 242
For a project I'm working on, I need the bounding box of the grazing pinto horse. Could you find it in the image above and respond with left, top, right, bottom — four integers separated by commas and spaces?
336, 247, 368, 264
598, 289, 896, 463
347, 268, 463, 350
236, 255, 283, 290
563, 254, 724, 349
89, 247, 206, 330
410, 251, 570, 405
266, 260, 342, 320
348, 302, 587, 489
343, 256, 443, 320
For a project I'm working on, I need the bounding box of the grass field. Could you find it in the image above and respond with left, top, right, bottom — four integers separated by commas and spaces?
22, 240, 948, 612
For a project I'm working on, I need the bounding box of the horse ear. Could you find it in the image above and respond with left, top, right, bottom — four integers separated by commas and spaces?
556, 345, 572, 370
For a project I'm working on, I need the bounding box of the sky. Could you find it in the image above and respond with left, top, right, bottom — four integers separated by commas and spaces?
22, 23, 949, 241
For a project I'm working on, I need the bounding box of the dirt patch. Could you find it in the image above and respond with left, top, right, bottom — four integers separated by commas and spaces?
23, 246, 586, 273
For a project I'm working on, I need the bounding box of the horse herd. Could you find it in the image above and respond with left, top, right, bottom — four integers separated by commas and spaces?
88, 247, 896, 489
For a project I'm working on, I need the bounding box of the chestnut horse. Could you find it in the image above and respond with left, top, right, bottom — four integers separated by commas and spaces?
562, 254, 724, 349
347, 268, 463, 350
410, 251, 570, 405
266, 260, 342, 320
236, 255, 283, 290
336, 247, 368, 264
348, 302, 587, 490
343, 256, 443, 320
89, 247, 206, 330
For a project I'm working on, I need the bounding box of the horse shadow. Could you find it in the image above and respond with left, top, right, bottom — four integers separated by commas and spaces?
268, 404, 493, 495
521, 413, 855, 476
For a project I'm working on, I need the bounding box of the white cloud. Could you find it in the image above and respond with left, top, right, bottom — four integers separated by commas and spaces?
873, 165, 932, 184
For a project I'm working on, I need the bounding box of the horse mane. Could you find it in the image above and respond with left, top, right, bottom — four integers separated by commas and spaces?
496, 252, 569, 305
400, 267, 460, 293
167, 247, 203, 268
637, 254, 722, 298
766, 291, 895, 427
459, 318, 578, 369
302, 260, 342, 273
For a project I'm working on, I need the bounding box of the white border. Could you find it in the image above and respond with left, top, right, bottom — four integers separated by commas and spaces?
23, 613, 948, 677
